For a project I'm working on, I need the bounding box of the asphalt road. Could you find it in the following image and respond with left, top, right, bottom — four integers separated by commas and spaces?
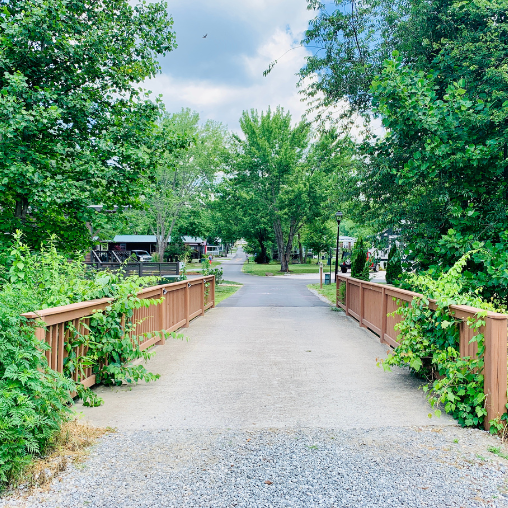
219, 247, 328, 308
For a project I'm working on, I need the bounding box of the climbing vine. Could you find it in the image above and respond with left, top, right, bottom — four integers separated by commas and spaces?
379, 253, 507, 429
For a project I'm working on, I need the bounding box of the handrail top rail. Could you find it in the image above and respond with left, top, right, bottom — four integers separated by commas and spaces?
337, 274, 507, 320
21, 297, 113, 319
22, 276, 214, 320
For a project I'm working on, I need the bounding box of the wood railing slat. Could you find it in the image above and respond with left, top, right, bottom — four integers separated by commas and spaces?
21, 276, 215, 392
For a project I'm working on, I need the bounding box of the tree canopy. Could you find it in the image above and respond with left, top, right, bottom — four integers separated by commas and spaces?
0, 0, 176, 250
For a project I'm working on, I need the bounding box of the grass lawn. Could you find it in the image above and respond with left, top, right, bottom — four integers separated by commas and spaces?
186, 260, 222, 273
243, 260, 335, 276
214, 282, 242, 304
307, 283, 337, 305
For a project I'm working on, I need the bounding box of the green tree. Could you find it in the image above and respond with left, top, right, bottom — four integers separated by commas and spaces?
0, 0, 176, 250
233, 107, 313, 272
351, 237, 369, 281
300, 220, 335, 258
131, 109, 228, 260
386, 245, 402, 285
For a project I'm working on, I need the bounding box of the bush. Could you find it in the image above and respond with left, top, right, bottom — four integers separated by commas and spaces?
0, 233, 164, 489
202, 265, 224, 285
254, 251, 271, 263
351, 237, 369, 281
380, 253, 506, 429
386, 245, 402, 284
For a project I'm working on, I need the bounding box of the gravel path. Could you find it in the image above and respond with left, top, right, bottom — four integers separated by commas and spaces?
3, 427, 508, 507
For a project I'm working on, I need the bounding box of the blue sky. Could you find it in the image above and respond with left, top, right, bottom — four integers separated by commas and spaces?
145, 0, 317, 131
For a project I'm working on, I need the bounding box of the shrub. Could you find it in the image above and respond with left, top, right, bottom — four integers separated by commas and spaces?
202, 266, 224, 285
351, 237, 369, 281
386, 245, 402, 284
0, 233, 164, 489
380, 253, 506, 429
254, 251, 271, 263
0, 291, 74, 487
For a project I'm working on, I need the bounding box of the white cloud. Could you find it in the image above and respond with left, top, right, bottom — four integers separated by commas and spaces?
144, 0, 314, 130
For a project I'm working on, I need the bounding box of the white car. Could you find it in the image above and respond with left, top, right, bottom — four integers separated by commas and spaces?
131, 250, 153, 262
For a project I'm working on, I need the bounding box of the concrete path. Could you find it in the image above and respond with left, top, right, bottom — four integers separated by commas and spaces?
78, 247, 448, 430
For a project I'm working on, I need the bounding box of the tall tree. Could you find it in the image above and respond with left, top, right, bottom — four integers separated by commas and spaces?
0, 0, 176, 250
141, 109, 228, 260
350, 0, 508, 268
234, 107, 312, 272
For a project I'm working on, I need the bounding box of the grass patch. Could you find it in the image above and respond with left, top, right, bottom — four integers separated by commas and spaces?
488, 446, 508, 460
215, 282, 242, 304
5, 419, 111, 497
307, 283, 337, 305
242, 260, 330, 276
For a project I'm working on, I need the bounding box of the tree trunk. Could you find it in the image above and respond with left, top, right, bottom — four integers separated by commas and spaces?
15, 197, 29, 219
273, 219, 288, 272
298, 233, 304, 264
257, 239, 268, 263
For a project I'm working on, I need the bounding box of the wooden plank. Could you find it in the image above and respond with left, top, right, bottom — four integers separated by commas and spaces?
484, 314, 508, 429
81, 375, 96, 389
362, 318, 381, 336
166, 318, 187, 333
189, 309, 202, 321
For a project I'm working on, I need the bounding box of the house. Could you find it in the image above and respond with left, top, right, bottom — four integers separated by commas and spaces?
92, 235, 208, 261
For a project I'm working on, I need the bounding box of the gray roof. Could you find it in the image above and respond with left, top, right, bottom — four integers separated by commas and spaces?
113, 235, 157, 243
111, 235, 206, 244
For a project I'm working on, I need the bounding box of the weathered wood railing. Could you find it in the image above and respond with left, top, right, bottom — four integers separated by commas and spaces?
336, 274, 508, 429
21, 276, 215, 389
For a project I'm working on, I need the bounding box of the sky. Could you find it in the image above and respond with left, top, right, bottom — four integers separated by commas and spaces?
145, 0, 318, 131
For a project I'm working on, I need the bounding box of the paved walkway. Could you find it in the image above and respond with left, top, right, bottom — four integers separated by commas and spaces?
6, 248, 508, 507
76, 247, 445, 430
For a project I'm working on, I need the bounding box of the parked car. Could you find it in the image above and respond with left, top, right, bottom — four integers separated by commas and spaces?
340, 251, 352, 272
131, 250, 153, 262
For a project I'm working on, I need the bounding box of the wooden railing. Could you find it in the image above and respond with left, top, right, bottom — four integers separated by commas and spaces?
84, 261, 179, 277
336, 274, 508, 429
21, 276, 215, 390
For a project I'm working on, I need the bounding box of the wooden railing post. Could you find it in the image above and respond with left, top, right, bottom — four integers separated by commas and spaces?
212, 276, 216, 308
201, 278, 205, 316
483, 313, 508, 430
345, 277, 349, 316
184, 282, 190, 328
359, 281, 365, 327
158, 287, 166, 345
381, 286, 387, 344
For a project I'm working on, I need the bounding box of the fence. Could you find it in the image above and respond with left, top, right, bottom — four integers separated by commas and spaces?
84, 262, 179, 278
21, 276, 215, 390
336, 274, 508, 430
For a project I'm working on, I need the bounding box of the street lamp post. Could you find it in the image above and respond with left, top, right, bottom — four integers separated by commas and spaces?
334, 211, 343, 283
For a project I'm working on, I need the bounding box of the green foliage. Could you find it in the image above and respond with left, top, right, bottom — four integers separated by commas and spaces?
0, 0, 177, 251
351, 237, 369, 281
300, 220, 335, 256
0, 233, 164, 488
332, 1, 508, 283
202, 266, 224, 285
299, 0, 408, 120
233, 106, 312, 272
386, 245, 402, 285
0, 295, 74, 487
380, 254, 505, 428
